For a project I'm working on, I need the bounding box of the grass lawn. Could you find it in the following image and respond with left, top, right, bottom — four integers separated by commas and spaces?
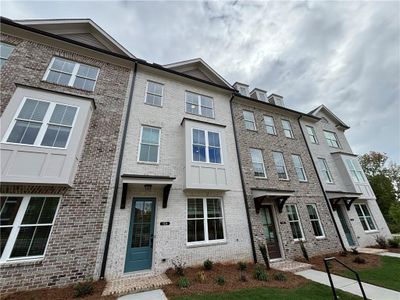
339, 256, 400, 292
170, 282, 362, 300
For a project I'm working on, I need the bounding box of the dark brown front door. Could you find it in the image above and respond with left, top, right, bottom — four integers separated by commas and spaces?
261, 206, 281, 259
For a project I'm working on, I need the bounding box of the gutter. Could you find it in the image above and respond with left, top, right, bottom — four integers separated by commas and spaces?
297, 115, 347, 251
229, 95, 258, 263
100, 62, 138, 278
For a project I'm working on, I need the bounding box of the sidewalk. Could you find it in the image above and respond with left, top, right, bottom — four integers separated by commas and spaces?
357, 247, 400, 259
118, 289, 168, 300
296, 269, 400, 300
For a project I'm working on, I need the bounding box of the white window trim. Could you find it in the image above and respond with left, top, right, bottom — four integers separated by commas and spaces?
144, 80, 164, 107
273, 151, 289, 181
250, 148, 267, 178
323, 130, 341, 148
243, 110, 257, 131
43, 57, 100, 92
318, 158, 333, 183
191, 128, 223, 165
0, 194, 61, 264
1, 97, 79, 150
264, 115, 277, 135
186, 197, 226, 246
286, 204, 305, 242
0, 42, 15, 67
185, 91, 215, 119
306, 204, 325, 239
137, 125, 161, 164
281, 119, 294, 139
292, 154, 308, 182
354, 204, 378, 232
346, 159, 365, 183
306, 126, 318, 144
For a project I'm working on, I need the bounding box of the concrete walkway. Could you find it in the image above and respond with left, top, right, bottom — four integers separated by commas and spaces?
379, 252, 400, 258
117, 289, 168, 300
357, 247, 400, 259
296, 269, 400, 300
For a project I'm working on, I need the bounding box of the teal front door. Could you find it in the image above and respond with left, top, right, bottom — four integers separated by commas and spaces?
125, 198, 156, 272
337, 205, 355, 246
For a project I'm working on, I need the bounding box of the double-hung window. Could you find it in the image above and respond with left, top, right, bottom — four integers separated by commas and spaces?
355, 204, 376, 231
318, 158, 333, 183
145, 81, 163, 106
306, 204, 325, 238
0, 196, 60, 262
4, 98, 78, 148
243, 111, 256, 131
192, 129, 221, 164
306, 126, 318, 144
250, 148, 266, 178
187, 198, 224, 244
272, 151, 289, 180
281, 120, 294, 138
323, 130, 340, 148
292, 154, 307, 181
185, 92, 214, 118
44, 57, 99, 92
0, 42, 15, 69
264, 116, 276, 135
346, 159, 365, 183
138, 126, 161, 163
286, 204, 304, 240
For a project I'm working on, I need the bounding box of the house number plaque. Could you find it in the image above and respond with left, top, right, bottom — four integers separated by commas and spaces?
160, 222, 170, 226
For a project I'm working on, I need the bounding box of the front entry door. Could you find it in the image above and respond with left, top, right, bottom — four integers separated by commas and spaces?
337, 205, 355, 246
261, 206, 281, 259
125, 198, 155, 272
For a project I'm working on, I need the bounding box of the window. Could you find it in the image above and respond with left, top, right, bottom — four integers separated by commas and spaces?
292, 154, 307, 181
346, 159, 365, 183
286, 204, 304, 240
323, 130, 340, 148
0, 42, 15, 69
272, 152, 289, 180
145, 81, 163, 106
306, 204, 325, 238
192, 129, 222, 164
355, 204, 376, 231
306, 126, 318, 144
138, 126, 160, 163
274, 98, 285, 107
281, 120, 294, 138
0, 196, 59, 262
185, 91, 214, 118
4, 98, 78, 148
250, 148, 266, 178
44, 57, 99, 92
318, 158, 333, 183
264, 116, 276, 135
187, 198, 224, 244
243, 111, 256, 131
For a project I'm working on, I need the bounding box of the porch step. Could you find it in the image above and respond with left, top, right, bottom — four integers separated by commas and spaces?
102, 273, 172, 296
270, 259, 312, 273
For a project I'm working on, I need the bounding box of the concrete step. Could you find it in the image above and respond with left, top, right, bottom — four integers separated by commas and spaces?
270, 259, 312, 273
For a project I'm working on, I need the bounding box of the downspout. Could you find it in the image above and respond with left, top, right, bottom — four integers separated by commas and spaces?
100, 62, 138, 278
229, 95, 258, 262
297, 115, 346, 251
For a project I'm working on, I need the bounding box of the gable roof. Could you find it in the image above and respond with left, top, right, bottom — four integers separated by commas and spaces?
163, 58, 232, 89
15, 18, 134, 58
309, 104, 350, 129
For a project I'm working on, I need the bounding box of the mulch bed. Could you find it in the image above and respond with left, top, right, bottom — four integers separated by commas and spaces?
4, 280, 116, 300
163, 262, 308, 298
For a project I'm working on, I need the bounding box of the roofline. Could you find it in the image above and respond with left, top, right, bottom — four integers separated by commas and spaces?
250, 88, 267, 93
1, 17, 235, 93
309, 104, 350, 129
269, 93, 283, 98
233, 81, 249, 87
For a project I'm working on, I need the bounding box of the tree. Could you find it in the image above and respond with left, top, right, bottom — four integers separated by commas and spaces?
359, 151, 388, 177
368, 174, 396, 217
389, 202, 400, 233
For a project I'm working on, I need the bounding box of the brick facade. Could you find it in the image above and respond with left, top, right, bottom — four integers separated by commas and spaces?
0, 33, 131, 293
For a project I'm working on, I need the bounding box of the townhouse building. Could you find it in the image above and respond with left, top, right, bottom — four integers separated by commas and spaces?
230, 84, 343, 262
0, 18, 134, 293
300, 105, 392, 248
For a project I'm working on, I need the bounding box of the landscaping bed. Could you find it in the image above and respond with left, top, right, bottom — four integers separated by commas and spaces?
4, 280, 116, 300
163, 262, 308, 298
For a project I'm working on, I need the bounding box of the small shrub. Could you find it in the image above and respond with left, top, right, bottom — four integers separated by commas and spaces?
177, 277, 190, 289
254, 264, 268, 281
339, 251, 348, 257
258, 243, 271, 270
239, 273, 247, 282
273, 272, 287, 281
74, 281, 94, 298
172, 257, 186, 276
237, 261, 247, 271
375, 235, 387, 249
203, 259, 214, 270
351, 247, 359, 255
299, 240, 309, 262
216, 276, 225, 285
196, 271, 206, 283
353, 256, 366, 264
388, 237, 400, 248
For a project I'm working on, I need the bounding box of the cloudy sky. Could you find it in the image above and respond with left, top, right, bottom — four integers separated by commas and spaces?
2, 1, 399, 162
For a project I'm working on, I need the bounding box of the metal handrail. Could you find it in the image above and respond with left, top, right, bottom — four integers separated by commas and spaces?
323, 257, 367, 300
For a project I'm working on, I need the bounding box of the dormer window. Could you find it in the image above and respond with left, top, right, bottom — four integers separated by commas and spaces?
250, 89, 267, 102
233, 82, 249, 97
268, 94, 285, 107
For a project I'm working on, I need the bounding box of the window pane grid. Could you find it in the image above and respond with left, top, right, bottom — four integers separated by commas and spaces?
292, 155, 307, 181
250, 148, 266, 177
281, 120, 294, 138
264, 116, 276, 135
286, 205, 304, 240
306, 204, 324, 237
139, 126, 160, 163
192, 129, 221, 164
273, 152, 288, 179
243, 111, 256, 130
306, 126, 318, 144
185, 92, 214, 118
324, 131, 340, 148
318, 158, 333, 183
355, 204, 376, 231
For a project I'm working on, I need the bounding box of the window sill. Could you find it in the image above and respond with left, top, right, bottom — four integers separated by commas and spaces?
365, 230, 379, 234
42, 80, 94, 93
278, 178, 290, 181
144, 102, 163, 108
316, 236, 326, 240
137, 161, 159, 165
246, 129, 258, 132
293, 238, 306, 243
186, 240, 227, 248
254, 176, 268, 180
1, 141, 68, 151
185, 111, 215, 120
0, 258, 43, 268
